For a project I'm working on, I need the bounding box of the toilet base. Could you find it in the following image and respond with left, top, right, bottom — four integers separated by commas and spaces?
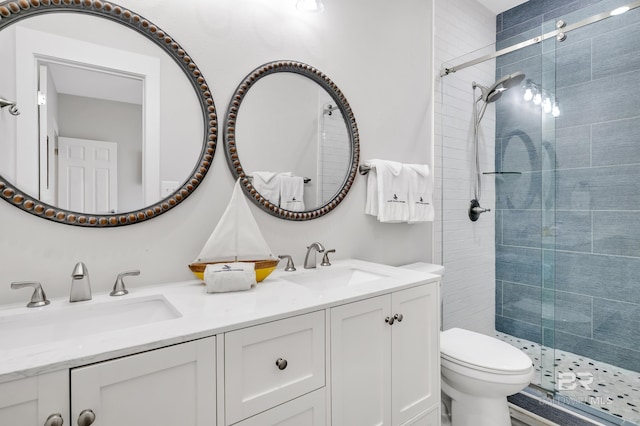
442, 377, 514, 426
449, 393, 511, 426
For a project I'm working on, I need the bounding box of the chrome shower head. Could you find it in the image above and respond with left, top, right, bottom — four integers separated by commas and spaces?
473, 71, 526, 103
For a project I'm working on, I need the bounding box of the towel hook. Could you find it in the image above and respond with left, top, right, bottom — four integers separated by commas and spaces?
0, 97, 20, 116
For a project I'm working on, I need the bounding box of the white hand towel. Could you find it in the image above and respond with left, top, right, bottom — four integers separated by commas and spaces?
251, 171, 291, 206
369, 159, 410, 223
204, 262, 256, 293
365, 163, 378, 217
404, 164, 434, 223
280, 175, 305, 211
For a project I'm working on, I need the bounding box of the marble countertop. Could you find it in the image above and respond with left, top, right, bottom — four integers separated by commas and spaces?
0, 259, 439, 384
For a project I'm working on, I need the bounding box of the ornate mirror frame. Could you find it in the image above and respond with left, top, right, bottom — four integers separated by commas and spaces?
0, 0, 217, 227
224, 61, 359, 221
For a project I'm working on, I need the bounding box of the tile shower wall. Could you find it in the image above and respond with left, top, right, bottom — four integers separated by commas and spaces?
434, 0, 497, 334
494, 0, 640, 372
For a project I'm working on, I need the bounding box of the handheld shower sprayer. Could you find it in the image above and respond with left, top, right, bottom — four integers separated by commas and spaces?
470, 72, 525, 221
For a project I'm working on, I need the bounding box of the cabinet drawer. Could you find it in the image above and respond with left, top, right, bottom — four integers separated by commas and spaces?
233, 389, 325, 426
225, 311, 325, 424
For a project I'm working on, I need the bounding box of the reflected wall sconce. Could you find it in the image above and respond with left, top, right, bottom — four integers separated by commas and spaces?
0, 96, 20, 116
522, 80, 559, 117
296, 0, 324, 13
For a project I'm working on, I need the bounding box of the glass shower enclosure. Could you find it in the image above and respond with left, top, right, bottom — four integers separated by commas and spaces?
439, 1, 640, 424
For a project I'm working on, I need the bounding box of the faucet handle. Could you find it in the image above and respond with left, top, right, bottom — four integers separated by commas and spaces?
321, 249, 335, 266
11, 281, 50, 308
278, 255, 296, 272
110, 270, 140, 297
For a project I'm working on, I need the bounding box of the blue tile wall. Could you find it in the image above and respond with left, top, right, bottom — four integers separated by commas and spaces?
495, 0, 640, 373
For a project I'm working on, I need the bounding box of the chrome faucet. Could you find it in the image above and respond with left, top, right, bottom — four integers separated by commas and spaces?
304, 242, 325, 269
70, 262, 91, 302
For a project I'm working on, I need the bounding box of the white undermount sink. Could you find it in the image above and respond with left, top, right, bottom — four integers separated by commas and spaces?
283, 266, 388, 290
0, 295, 181, 350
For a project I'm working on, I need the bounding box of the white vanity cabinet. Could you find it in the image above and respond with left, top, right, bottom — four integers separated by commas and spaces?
0, 337, 216, 426
0, 370, 69, 426
330, 284, 440, 426
0, 261, 440, 426
71, 336, 216, 426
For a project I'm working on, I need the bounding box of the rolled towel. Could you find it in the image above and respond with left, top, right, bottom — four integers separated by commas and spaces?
204, 262, 257, 293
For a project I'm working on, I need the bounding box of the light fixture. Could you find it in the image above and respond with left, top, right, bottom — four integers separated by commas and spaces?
296, 0, 324, 13
520, 80, 560, 117
611, 6, 630, 16
533, 92, 542, 105
523, 87, 533, 101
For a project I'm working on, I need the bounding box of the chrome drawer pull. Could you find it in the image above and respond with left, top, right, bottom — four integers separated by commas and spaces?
385, 316, 395, 325
394, 313, 404, 322
275, 358, 288, 370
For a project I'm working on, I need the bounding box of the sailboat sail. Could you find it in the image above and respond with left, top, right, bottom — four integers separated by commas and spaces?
195, 179, 275, 263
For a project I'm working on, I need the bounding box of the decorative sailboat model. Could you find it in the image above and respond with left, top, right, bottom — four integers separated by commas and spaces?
189, 180, 279, 282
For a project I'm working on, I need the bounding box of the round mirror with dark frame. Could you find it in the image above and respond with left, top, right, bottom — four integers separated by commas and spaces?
224, 61, 359, 221
0, 0, 216, 227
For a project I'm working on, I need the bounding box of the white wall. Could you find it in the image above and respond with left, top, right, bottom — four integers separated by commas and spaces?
0, 0, 434, 304
434, 0, 497, 335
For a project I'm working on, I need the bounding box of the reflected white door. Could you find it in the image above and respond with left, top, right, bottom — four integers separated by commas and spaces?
38, 64, 59, 206
58, 137, 118, 214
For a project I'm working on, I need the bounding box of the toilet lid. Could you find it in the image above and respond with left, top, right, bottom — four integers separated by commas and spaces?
441, 328, 533, 374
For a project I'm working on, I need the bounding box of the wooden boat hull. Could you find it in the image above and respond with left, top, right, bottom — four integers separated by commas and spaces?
188, 259, 279, 283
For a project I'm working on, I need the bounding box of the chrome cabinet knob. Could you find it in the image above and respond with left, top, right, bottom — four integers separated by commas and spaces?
77, 409, 96, 426
385, 316, 395, 325
394, 313, 404, 322
44, 413, 64, 426
275, 358, 288, 370
11, 281, 50, 308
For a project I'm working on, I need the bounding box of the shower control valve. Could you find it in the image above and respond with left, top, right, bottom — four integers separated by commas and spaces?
469, 199, 491, 222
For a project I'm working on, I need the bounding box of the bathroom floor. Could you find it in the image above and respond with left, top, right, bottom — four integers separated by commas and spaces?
496, 332, 640, 425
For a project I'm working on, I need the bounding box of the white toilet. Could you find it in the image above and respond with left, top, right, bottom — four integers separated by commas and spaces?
401, 263, 534, 426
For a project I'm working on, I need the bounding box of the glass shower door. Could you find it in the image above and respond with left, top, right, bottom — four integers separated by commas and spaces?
546, 2, 640, 423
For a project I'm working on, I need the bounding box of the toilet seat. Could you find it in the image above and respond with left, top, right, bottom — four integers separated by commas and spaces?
441, 328, 533, 375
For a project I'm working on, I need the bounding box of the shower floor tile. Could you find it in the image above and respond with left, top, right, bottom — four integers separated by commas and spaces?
496, 332, 640, 425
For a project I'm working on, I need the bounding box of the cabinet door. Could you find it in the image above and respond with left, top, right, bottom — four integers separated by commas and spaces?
71, 337, 216, 426
0, 370, 69, 426
234, 388, 325, 426
331, 295, 392, 426
401, 407, 439, 426
392, 285, 439, 425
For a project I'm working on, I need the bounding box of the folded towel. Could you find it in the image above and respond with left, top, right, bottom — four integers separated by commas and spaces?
367, 159, 410, 223
404, 164, 434, 223
280, 175, 305, 211
251, 171, 291, 205
365, 166, 378, 217
204, 262, 256, 293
